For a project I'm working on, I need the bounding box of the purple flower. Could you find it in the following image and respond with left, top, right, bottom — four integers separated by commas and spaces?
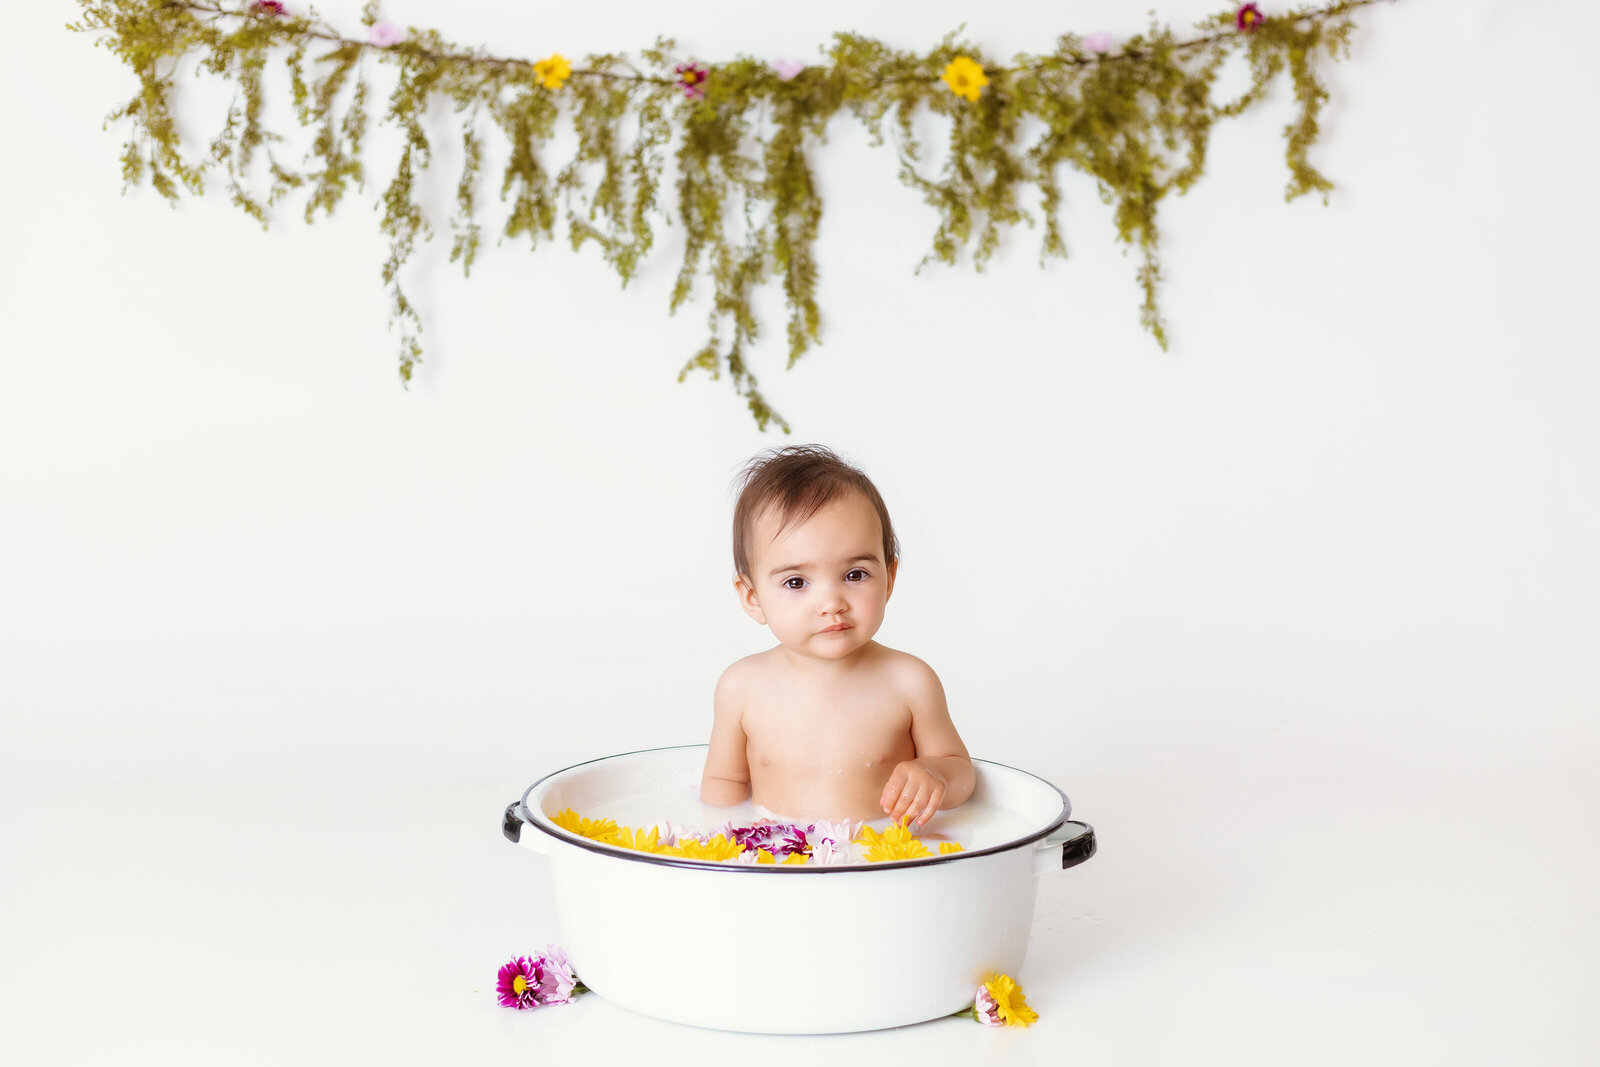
368, 21, 403, 47
1082, 31, 1113, 54
675, 63, 709, 100
250, 0, 286, 15
1236, 3, 1265, 33
497, 956, 544, 1010
773, 58, 805, 81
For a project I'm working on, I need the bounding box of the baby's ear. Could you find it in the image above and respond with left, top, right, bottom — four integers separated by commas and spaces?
885, 557, 899, 600
735, 574, 767, 625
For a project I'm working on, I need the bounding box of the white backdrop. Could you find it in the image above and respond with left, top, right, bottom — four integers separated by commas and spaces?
3, 0, 1596, 789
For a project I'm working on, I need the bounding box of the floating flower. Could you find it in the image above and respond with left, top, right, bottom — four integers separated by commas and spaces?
660, 834, 744, 862
368, 21, 402, 47
534, 53, 572, 91
981, 973, 1038, 1027
549, 808, 622, 844
497, 956, 544, 1010
939, 841, 966, 855
863, 835, 933, 862
675, 63, 709, 100
250, 0, 286, 15
1082, 31, 1114, 54
772, 59, 805, 82
940, 56, 988, 103
612, 825, 666, 853
1236, 4, 1266, 33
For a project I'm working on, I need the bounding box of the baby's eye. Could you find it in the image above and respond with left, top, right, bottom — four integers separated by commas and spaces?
783, 576, 807, 590
845, 569, 868, 582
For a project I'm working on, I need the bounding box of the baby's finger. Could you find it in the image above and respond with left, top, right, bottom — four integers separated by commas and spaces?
903, 784, 932, 826
880, 770, 907, 813
892, 781, 921, 824
915, 783, 945, 828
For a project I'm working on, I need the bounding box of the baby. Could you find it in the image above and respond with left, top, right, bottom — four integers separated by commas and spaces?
700, 445, 974, 828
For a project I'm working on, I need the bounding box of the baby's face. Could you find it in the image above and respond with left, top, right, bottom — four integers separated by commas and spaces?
738, 491, 896, 662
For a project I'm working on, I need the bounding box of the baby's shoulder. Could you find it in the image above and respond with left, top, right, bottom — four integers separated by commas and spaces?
715, 650, 781, 696
868, 644, 944, 694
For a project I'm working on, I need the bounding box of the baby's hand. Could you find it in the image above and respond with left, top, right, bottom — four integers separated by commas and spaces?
880, 759, 948, 829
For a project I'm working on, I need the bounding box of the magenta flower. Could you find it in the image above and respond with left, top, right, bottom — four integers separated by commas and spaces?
497, 956, 544, 1010
368, 21, 403, 47
250, 0, 286, 15
1082, 31, 1113, 54
675, 63, 709, 100
773, 59, 805, 82
1236, 3, 1265, 32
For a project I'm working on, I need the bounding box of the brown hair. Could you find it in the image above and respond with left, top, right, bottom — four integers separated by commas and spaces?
732, 445, 899, 579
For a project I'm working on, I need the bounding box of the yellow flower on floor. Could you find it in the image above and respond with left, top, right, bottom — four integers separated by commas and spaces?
550, 808, 623, 844
939, 842, 966, 855
660, 834, 745, 862
981, 973, 1038, 1027
534, 53, 571, 91
941, 56, 988, 103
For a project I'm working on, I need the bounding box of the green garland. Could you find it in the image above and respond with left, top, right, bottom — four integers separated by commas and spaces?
71, 0, 1391, 429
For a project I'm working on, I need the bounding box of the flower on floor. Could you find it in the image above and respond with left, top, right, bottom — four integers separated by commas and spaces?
497, 955, 544, 1010
537, 945, 581, 1005
368, 21, 403, 47
941, 56, 988, 103
250, 1, 286, 15
982, 973, 1038, 1027
675, 63, 709, 100
497, 947, 589, 1011
534, 53, 572, 91
973, 985, 1004, 1027
1236, 4, 1266, 33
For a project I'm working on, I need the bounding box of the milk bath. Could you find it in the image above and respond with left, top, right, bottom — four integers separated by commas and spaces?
567, 784, 1037, 864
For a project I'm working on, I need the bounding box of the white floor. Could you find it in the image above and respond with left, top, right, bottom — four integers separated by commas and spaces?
3, 772, 1595, 1065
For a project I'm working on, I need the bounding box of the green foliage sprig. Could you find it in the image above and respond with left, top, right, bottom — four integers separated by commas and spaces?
70, 0, 1390, 429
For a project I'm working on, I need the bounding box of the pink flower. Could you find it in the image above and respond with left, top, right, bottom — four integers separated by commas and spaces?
537, 945, 579, 1005
1236, 3, 1265, 32
250, 1, 286, 15
773, 59, 805, 81
675, 63, 709, 100
974, 987, 1004, 1027
1082, 31, 1113, 54
497, 956, 544, 1010
368, 21, 403, 47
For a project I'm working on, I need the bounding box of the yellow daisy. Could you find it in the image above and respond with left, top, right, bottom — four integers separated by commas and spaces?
611, 825, 665, 853
982, 973, 1038, 1027
863, 835, 933, 862
941, 56, 988, 103
549, 808, 623, 844
534, 53, 572, 91
939, 841, 966, 855
660, 834, 745, 862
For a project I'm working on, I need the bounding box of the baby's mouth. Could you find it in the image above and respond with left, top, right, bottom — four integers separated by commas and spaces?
819, 622, 851, 633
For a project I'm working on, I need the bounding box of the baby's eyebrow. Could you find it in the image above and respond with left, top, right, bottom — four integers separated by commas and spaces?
766, 553, 880, 578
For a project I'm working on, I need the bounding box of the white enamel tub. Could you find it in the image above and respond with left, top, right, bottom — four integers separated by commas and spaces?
502, 745, 1095, 1034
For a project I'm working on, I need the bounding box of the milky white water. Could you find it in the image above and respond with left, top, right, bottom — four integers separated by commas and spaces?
570, 784, 1041, 864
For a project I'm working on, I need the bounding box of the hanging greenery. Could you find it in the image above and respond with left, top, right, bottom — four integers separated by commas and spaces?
71, 0, 1393, 429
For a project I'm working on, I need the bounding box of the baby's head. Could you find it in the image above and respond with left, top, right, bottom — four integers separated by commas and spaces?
731, 446, 901, 658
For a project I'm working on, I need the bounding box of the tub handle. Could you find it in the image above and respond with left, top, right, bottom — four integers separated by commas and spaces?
1034, 820, 1096, 875
503, 802, 553, 855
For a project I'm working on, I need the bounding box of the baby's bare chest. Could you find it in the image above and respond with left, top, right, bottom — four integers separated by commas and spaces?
742, 677, 914, 773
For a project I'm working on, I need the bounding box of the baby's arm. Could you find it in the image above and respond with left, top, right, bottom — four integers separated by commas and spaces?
880, 658, 975, 828
700, 664, 752, 806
